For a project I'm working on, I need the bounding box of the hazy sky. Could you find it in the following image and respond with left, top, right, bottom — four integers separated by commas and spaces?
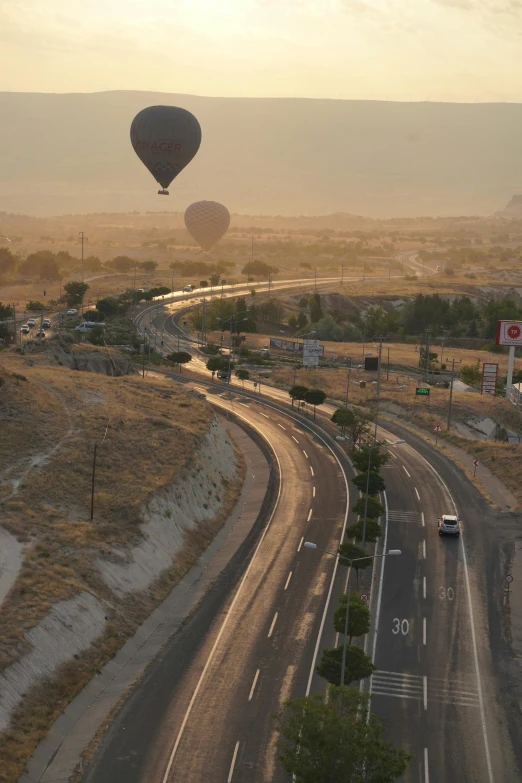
1, 0, 521, 100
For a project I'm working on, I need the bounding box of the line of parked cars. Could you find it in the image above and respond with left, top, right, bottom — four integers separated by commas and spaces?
21, 318, 51, 337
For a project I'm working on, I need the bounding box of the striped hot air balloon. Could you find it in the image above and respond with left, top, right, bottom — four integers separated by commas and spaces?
130, 106, 201, 195
184, 201, 231, 252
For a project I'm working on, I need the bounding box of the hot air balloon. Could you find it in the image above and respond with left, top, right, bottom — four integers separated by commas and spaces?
184, 201, 231, 252
130, 106, 201, 195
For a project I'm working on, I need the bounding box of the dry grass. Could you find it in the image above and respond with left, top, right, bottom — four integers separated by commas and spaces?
0, 350, 246, 783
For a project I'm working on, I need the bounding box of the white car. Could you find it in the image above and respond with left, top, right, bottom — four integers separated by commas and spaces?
20, 324, 30, 334
67, 308, 78, 316
438, 514, 460, 536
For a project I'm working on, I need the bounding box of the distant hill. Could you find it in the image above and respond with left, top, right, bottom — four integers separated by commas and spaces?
1, 91, 522, 218
495, 195, 522, 218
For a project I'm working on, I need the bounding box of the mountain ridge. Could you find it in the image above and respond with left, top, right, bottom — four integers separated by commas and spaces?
1, 91, 522, 217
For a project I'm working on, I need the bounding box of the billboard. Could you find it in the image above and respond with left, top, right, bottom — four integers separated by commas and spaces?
303, 339, 323, 367
496, 320, 522, 346
269, 338, 302, 353
481, 362, 498, 396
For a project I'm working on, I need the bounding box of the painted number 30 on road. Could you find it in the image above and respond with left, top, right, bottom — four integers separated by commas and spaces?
392, 618, 410, 635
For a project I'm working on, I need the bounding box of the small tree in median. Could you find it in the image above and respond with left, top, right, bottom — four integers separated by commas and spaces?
276, 686, 412, 783
345, 518, 382, 544
316, 645, 376, 685
316, 644, 375, 687
334, 593, 370, 643
352, 471, 386, 496
351, 444, 390, 473
304, 388, 327, 419
337, 542, 372, 586
352, 496, 384, 519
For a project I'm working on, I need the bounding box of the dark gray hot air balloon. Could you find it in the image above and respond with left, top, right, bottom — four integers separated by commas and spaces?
130, 106, 201, 195
184, 201, 231, 252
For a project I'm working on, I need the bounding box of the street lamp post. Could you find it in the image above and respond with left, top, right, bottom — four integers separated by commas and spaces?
304, 542, 401, 687
359, 439, 405, 547
217, 315, 248, 382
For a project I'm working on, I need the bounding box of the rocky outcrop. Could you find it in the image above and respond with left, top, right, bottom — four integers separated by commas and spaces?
495, 195, 522, 218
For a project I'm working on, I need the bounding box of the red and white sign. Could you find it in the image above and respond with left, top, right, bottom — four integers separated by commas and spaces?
473, 459, 479, 467
505, 574, 513, 584
360, 594, 369, 602
496, 320, 522, 346
481, 362, 498, 396
433, 423, 442, 433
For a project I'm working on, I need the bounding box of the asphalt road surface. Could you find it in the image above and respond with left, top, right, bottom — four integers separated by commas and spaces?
84, 395, 352, 783
83, 298, 521, 782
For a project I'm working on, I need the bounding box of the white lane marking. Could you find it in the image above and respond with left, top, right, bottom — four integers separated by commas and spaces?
307, 508, 313, 522
423, 539, 426, 559
297, 536, 304, 552
387, 430, 493, 781
248, 669, 260, 702
421, 511, 425, 527
389, 451, 397, 459
424, 747, 430, 783
423, 676, 428, 710
403, 466, 411, 477
310, 465, 314, 476
259, 412, 270, 418
239, 402, 249, 407
303, 449, 308, 458
305, 435, 351, 696
313, 486, 316, 497
292, 436, 299, 443
415, 487, 421, 501
228, 741, 240, 782
160, 413, 283, 783
268, 612, 278, 638
423, 617, 427, 645
423, 576, 426, 599
284, 572, 293, 590
278, 423, 286, 430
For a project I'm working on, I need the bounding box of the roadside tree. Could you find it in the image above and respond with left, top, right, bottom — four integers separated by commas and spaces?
276, 686, 412, 782
289, 384, 308, 408
304, 388, 327, 419
316, 644, 375, 686
167, 351, 192, 372
334, 593, 370, 642
352, 471, 385, 496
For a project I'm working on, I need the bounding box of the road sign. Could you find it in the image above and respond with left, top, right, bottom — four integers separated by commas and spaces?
505, 574, 513, 584
473, 459, 479, 467
360, 594, 369, 602
416, 387, 430, 396
481, 362, 498, 396
496, 320, 522, 346
433, 423, 442, 433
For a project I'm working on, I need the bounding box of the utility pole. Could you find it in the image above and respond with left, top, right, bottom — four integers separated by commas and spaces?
12, 303, 16, 345
344, 361, 351, 407
341, 265, 344, 285
373, 337, 384, 442
421, 330, 431, 382
314, 267, 317, 293
387, 346, 390, 382
447, 358, 457, 431
79, 231, 86, 315
171, 264, 174, 294
201, 298, 207, 347
251, 234, 254, 264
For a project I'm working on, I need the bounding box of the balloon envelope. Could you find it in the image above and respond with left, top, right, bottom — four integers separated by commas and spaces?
184, 201, 231, 252
130, 106, 201, 193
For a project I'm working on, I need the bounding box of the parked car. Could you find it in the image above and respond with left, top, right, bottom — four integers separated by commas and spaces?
35, 329, 46, 338
183, 285, 193, 292
20, 324, 30, 334
67, 308, 78, 316
42, 319, 51, 329
438, 514, 460, 536
76, 322, 106, 333
27, 318, 36, 327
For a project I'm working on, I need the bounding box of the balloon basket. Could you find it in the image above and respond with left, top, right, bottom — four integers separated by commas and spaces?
158, 189, 170, 195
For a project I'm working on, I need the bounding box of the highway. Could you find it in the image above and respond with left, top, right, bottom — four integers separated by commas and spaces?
82, 289, 521, 782
84, 392, 353, 783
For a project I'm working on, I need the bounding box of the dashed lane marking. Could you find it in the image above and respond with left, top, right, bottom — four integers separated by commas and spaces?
415, 487, 421, 501
284, 572, 292, 590
403, 466, 411, 478
292, 436, 299, 443
228, 741, 239, 782
310, 465, 314, 476
303, 450, 308, 458
248, 670, 260, 702
313, 486, 316, 497
268, 612, 278, 638
278, 423, 286, 430
307, 508, 312, 521
297, 537, 304, 552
